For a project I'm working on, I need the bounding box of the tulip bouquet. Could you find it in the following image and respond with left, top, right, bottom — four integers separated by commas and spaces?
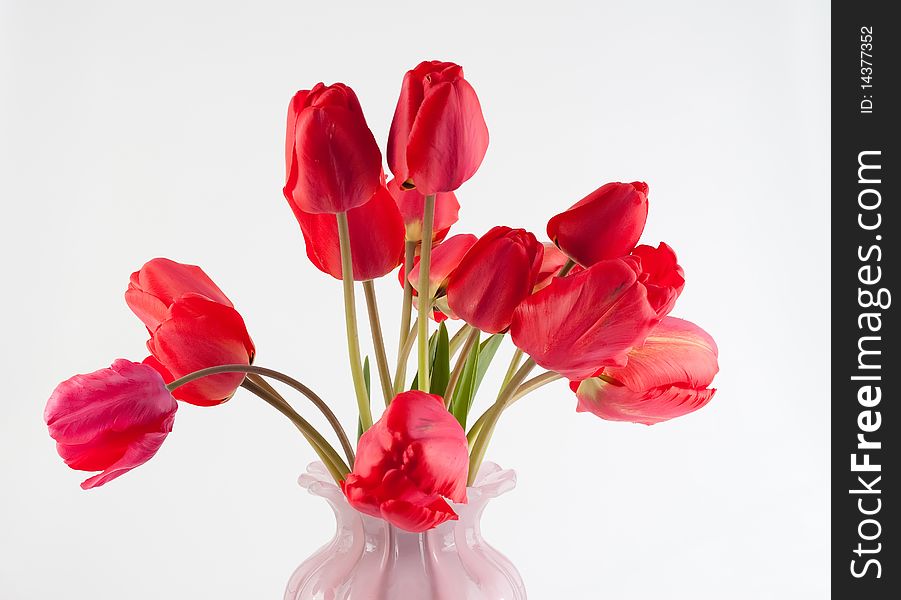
45, 60, 718, 541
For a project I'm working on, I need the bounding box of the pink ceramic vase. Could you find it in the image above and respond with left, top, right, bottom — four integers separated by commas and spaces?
284, 461, 527, 600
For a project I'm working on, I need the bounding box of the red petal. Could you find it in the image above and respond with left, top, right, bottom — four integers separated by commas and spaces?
147, 295, 254, 406
510, 258, 658, 379
576, 377, 716, 425
125, 258, 232, 331
405, 76, 489, 194
547, 182, 648, 266
604, 317, 718, 392
288, 96, 382, 214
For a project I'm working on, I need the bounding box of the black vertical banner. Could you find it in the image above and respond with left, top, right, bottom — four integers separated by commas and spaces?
832, 2, 898, 597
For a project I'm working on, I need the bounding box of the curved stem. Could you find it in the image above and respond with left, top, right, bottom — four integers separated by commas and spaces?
336, 211, 373, 431
395, 240, 417, 392
393, 317, 419, 394
444, 327, 479, 407
467, 359, 536, 485
362, 280, 394, 406
416, 194, 436, 392
167, 364, 355, 468
241, 380, 346, 482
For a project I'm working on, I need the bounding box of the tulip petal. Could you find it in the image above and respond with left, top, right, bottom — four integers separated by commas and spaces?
547, 182, 649, 266
406, 77, 489, 195
510, 258, 658, 379
125, 258, 232, 331
291, 185, 405, 281
575, 377, 716, 425
80, 430, 172, 489
387, 178, 460, 243
147, 295, 255, 406
605, 317, 718, 392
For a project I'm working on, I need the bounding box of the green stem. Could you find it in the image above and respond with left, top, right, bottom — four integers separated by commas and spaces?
396, 241, 416, 364
416, 194, 436, 392
467, 359, 536, 484
362, 280, 394, 406
558, 258, 577, 277
444, 327, 479, 407
336, 211, 373, 431
500, 349, 524, 390
393, 317, 419, 394
241, 380, 346, 483
167, 364, 355, 468
448, 324, 474, 359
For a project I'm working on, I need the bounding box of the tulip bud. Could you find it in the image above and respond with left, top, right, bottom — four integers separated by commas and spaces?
446, 226, 543, 334
573, 317, 718, 424
284, 83, 382, 214
547, 181, 649, 266
387, 61, 489, 194
45, 360, 178, 489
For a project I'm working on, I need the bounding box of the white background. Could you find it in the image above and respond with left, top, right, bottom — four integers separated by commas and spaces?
0, 1, 828, 598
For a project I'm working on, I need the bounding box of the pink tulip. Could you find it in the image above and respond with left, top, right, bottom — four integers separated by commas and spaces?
45, 360, 178, 489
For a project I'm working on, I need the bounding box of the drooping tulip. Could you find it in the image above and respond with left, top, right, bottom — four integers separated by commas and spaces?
632, 242, 685, 318
284, 83, 382, 214
126, 259, 255, 406
125, 257, 232, 332
573, 317, 718, 425
387, 61, 489, 194
510, 257, 658, 380
446, 227, 543, 334
387, 178, 460, 243
341, 390, 469, 532
547, 181, 649, 266
45, 360, 178, 489
293, 185, 405, 281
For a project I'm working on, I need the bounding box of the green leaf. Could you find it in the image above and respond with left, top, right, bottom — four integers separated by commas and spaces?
429, 322, 450, 397
474, 334, 504, 394
358, 356, 371, 440
449, 331, 480, 429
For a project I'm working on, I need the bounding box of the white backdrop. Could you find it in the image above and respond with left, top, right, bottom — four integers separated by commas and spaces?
0, 1, 828, 598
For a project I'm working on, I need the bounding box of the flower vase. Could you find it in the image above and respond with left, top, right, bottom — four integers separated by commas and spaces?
284, 461, 527, 600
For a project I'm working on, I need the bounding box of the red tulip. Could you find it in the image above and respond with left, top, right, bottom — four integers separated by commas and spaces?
284, 83, 382, 214
144, 295, 255, 406
632, 242, 685, 318
45, 360, 178, 489
126, 259, 255, 406
387, 61, 489, 195
293, 185, 405, 281
573, 317, 718, 424
125, 257, 232, 331
547, 181, 649, 266
342, 390, 469, 532
533, 243, 570, 292
510, 257, 658, 379
446, 227, 543, 334
387, 178, 460, 243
